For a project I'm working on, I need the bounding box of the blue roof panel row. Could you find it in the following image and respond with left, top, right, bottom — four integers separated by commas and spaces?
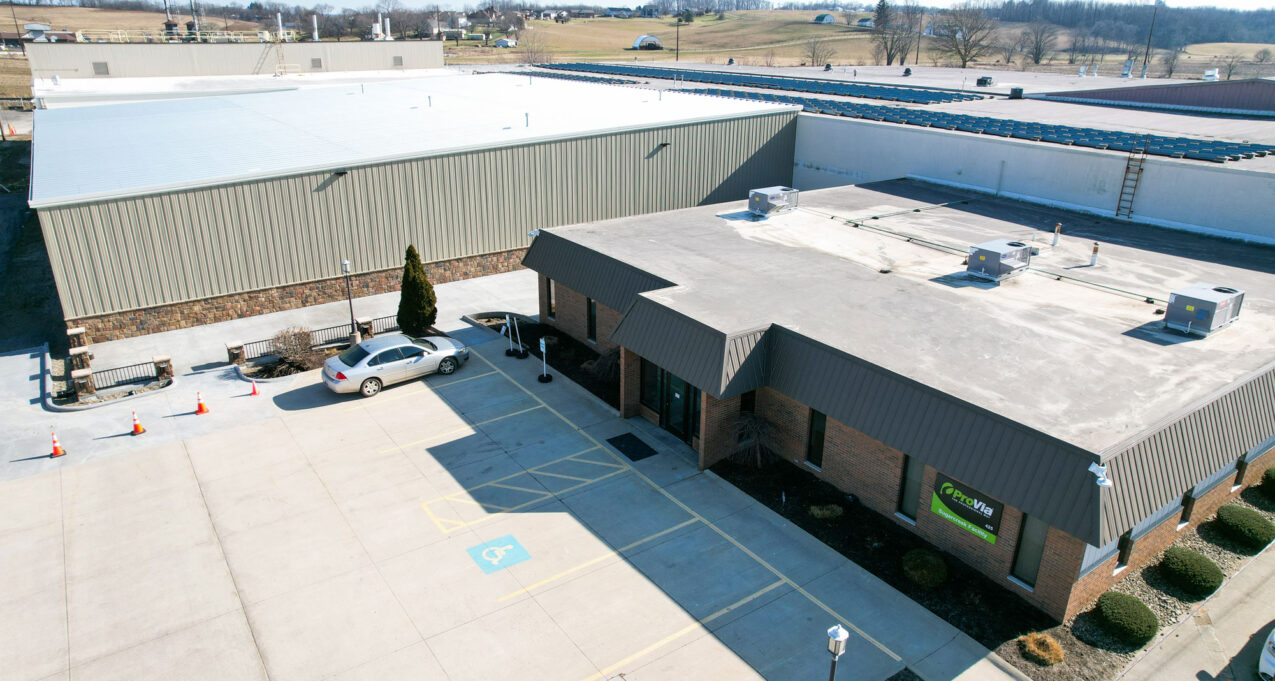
680, 88, 1274, 163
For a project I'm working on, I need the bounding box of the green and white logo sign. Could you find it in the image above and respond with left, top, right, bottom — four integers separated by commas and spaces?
930, 474, 1004, 544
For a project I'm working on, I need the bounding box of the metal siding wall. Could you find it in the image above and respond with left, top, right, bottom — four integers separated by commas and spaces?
1104, 363, 1275, 543
44, 111, 796, 319
27, 42, 443, 79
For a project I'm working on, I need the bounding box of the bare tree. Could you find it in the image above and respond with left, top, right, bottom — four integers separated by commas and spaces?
871, 1, 915, 65
517, 29, 551, 64
762, 49, 777, 67
900, 0, 925, 65
1021, 20, 1058, 65
803, 38, 836, 66
931, 3, 997, 69
1256, 48, 1272, 75
1219, 53, 1243, 80
1160, 48, 1181, 77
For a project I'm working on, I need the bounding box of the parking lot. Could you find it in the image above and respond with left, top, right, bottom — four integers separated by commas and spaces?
1, 334, 1014, 681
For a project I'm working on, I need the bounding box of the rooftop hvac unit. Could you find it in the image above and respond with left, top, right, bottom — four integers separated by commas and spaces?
748, 186, 799, 217
966, 239, 1032, 282
1164, 283, 1244, 336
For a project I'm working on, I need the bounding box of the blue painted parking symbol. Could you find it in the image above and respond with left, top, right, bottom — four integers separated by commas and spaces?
467, 535, 530, 574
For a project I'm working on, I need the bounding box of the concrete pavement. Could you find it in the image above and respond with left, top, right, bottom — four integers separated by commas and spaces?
1120, 542, 1275, 681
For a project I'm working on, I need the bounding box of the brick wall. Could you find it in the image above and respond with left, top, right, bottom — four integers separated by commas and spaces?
71, 249, 525, 342
1063, 445, 1275, 620
756, 387, 812, 466
542, 279, 621, 353
619, 347, 642, 418
699, 392, 742, 470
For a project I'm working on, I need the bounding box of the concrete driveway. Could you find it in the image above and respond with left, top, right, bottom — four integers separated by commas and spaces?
1, 334, 1020, 681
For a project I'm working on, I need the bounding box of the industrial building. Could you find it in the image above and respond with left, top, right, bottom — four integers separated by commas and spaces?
28, 74, 797, 340
523, 179, 1275, 621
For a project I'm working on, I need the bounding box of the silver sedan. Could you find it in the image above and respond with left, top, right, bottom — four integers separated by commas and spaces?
322, 334, 470, 397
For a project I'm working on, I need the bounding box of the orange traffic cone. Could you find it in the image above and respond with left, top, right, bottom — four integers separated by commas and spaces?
131, 410, 145, 435
50, 430, 66, 458
6, 125, 13, 136
195, 392, 210, 415
249, 380, 259, 397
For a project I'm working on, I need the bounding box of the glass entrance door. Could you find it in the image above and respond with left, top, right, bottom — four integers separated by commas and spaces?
660, 374, 699, 442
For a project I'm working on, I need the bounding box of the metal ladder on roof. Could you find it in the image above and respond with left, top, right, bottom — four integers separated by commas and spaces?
1115, 139, 1149, 219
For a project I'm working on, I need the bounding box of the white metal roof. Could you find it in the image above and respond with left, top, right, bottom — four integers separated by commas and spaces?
29, 73, 793, 208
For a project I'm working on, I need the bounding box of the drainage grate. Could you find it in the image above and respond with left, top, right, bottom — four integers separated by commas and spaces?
607, 433, 658, 462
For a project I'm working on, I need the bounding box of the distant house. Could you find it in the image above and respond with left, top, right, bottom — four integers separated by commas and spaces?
856, 17, 874, 28
637, 6, 661, 17
494, 37, 517, 47
813, 14, 835, 24
606, 7, 633, 18
539, 10, 556, 20
632, 35, 664, 50
573, 9, 596, 18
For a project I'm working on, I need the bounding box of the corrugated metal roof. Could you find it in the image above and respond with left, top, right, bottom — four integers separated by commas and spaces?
611, 296, 729, 393
522, 231, 673, 313
1043, 78, 1275, 116
30, 73, 794, 207
1101, 360, 1275, 544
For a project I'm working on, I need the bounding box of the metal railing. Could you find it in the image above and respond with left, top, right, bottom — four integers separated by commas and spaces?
240, 314, 400, 362
94, 361, 156, 390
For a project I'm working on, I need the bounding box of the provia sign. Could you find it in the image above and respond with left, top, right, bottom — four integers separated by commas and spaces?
930, 474, 1004, 544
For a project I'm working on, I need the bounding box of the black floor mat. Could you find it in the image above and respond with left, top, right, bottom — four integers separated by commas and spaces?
607, 433, 658, 462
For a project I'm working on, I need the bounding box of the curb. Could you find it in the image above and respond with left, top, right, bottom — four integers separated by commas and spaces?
231, 363, 296, 384
41, 343, 177, 412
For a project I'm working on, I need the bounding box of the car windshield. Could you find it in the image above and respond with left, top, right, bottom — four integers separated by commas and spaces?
336, 344, 370, 367
411, 338, 438, 351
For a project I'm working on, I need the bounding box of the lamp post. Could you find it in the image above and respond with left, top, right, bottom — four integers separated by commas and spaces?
341, 259, 360, 345
826, 624, 849, 681
1139, 0, 1159, 79
675, 18, 680, 62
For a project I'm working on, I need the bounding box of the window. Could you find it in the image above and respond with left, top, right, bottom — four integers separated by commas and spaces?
367, 348, 403, 366
337, 344, 369, 367
92, 61, 109, 76
1011, 515, 1049, 588
311, 57, 323, 69
1178, 491, 1197, 528
546, 279, 555, 319
806, 409, 827, 468
739, 391, 755, 414
1115, 531, 1134, 570
897, 455, 925, 521
586, 298, 597, 342
640, 358, 659, 409
400, 346, 425, 360
392, 55, 404, 67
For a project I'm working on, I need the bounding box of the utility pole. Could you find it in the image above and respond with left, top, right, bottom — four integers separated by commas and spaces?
675, 19, 680, 61
1140, 0, 1159, 78
10, 1, 25, 55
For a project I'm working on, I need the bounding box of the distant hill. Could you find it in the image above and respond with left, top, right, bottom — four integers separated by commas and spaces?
8, 6, 262, 33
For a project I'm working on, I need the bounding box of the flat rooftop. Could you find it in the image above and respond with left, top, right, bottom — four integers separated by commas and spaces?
29, 73, 793, 208
545, 179, 1275, 454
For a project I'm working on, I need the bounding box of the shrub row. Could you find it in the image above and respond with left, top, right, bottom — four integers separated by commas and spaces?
1216, 505, 1275, 551
1263, 466, 1275, 501
1095, 592, 1158, 646
1158, 547, 1222, 599
901, 548, 947, 589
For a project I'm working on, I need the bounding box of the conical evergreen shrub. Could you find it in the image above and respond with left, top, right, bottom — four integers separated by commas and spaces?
397, 245, 437, 337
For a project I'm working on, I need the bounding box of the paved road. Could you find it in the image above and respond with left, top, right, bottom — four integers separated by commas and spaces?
1120, 543, 1275, 681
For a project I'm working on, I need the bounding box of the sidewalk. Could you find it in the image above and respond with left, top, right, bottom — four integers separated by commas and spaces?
1120, 542, 1275, 681
0, 269, 537, 483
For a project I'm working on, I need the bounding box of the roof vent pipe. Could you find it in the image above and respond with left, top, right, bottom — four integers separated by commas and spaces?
1052, 222, 1061, 247
1090, 241, 1099, 267
525, 112, 529, 127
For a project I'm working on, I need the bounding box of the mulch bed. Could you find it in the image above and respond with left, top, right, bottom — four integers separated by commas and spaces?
473, 315, 619, 408
714, 456, 1275, 681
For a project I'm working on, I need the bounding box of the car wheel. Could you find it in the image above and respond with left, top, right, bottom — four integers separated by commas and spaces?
438, 357, 458, 375
359, 378, 382, 397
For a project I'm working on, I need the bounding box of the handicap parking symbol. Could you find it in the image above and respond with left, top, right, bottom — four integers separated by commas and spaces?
467, 535, 530, 574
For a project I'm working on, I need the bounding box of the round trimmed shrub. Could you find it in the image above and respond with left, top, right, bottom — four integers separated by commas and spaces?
1095, 592, 1158, 646
901, 548, 948, 589
1216, 505, 1275, 551
1018, 632, 1065, 666
1262, 466, 1275, 501
1158, 547, 1222, 598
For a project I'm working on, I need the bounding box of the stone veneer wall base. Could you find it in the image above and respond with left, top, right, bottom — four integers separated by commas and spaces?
68, 249, 526, 342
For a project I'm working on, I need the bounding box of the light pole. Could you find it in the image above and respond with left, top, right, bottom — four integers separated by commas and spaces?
826, 624, 849, 681
675, 19, 680, 62
1139, 0, 1159, 78
341, 259, 360, 345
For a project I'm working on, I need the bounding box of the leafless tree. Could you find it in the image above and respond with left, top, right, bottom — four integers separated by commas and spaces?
803, 38, 836, 66
931, 3, 998, 69
1065, 27, 1090, 65
900, 0, 925, 64
762, 49, 777, 67
1219, 53, 1243, 80
1160, 48, 1181, 77
517, 29, 551, 64
1256, 48, 1272, 75
871, 4, 916, 65
1021, 20, 1058, 65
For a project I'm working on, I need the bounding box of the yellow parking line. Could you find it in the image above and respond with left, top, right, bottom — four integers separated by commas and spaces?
498, 518, 700, 602
417, 445, 600, 506
468, 347, 902, 663
528, 470, 593, 483
486, 482, 551, 495
445, 495, 513, 512
377, 405, 544, 453
343, 371, 500, 412
422, 467, 627, 534
574, 580, 787, 681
